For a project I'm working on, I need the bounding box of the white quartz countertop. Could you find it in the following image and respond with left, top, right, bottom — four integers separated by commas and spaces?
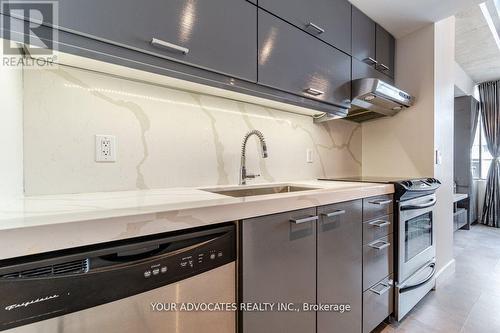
0, 180, 393, 260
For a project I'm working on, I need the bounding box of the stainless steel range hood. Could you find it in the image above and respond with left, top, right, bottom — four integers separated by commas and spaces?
345, 78, 415, 122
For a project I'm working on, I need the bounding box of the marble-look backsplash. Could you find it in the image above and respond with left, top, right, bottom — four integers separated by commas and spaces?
23, 65, 361, 195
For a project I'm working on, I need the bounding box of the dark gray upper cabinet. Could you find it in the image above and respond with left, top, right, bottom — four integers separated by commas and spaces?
376, 25, 395, 78
352, 58, 394, 84
258, 10, 351, 109
352, 6, 376, 66
53, 0, 257, 82
241, 208, 316, 333
317, 200, 362, 333
258, 0, 352, 54
352, 6, 395, 78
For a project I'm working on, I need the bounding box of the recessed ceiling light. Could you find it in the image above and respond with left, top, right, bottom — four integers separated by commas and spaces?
480, 2, 500, 52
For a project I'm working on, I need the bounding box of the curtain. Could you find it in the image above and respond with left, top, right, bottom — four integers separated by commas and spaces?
470, 99, 479, 223
479, 80, 500, 227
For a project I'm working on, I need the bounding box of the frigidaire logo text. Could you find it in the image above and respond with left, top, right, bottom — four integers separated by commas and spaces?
5, 294, 60, 311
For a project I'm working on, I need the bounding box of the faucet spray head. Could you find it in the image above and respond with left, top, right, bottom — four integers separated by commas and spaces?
262, 144, 268, 158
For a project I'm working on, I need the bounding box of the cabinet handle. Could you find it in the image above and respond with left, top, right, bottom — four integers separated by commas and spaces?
376, 63, 390, 71
363, 57, 378, 65
369, 220, 391, 228
369, 199, 393, 206
304, 88, 324, 96
322, 210, 346, 218
369, 280, 393, 295
306, 22, 325, 34
151, 38, 189, 55
290, 216, 319, 224
368, 240, 390, 250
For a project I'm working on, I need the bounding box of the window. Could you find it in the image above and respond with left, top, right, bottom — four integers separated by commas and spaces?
472, 115, 493, 179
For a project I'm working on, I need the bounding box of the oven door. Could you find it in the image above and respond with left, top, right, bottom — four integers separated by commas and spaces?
398, 194, 436, 282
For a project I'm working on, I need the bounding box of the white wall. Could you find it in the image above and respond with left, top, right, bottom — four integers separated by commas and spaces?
0, 40, 24, 198
362, 24, 435, 177
454, 61, 476, 96
23, 65, 362, 195
433, 16, 456, 273
362, 19, 456, 275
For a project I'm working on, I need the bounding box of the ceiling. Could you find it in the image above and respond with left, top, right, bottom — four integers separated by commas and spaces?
350, 0, 485, 38
455, 1, 500, 83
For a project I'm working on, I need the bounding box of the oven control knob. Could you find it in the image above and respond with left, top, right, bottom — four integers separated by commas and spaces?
402, 181, 412, 188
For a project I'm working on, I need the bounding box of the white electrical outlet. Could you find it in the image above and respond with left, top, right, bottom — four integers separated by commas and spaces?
306, 149, 313, 163
95, 135, 116, 162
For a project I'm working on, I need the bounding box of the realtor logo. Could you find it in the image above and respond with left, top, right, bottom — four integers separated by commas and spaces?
1, 0, 58, 55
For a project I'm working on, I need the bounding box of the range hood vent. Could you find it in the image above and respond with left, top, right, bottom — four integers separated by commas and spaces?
345, 78, 415, 123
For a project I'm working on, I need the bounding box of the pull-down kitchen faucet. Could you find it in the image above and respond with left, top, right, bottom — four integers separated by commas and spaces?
239, 130, 268, 185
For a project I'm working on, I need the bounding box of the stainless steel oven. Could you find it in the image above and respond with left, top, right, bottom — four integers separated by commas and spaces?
398, 194, 436, 282
395, 193, 438, 321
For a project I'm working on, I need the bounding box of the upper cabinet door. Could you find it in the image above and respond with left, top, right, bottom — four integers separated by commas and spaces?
375, 25, 395, 78
258, 0, 351, 54
258, 10, 351, 109
352, 58, 394, 85
53, 0, 257, 82
352, 6, 376, 66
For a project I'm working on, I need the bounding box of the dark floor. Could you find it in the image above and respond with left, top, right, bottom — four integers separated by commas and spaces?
376, 224, 500, 333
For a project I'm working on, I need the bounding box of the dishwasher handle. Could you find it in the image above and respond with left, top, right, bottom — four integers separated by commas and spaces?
101, 243, 170, 263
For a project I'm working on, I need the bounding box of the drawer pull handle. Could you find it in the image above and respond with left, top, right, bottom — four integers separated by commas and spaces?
369, 220, 391, 228
306, 22, 325, 34
322, 210, 346, 218
368, 240, 390, 250
376, 63, 390, 71
290, 216, 319, 224
151, 38, 189, 55
304, 88, 324, 96
369, 280, 393, 295
369, 199, 393, 206
363, 57, 378, 65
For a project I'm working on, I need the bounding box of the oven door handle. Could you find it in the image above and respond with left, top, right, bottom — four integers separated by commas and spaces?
399, 262, 436, 294
400, 197, 437, 211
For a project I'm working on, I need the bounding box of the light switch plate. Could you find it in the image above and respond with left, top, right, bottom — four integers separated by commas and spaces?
306, 149, 313, 163
95, 135, 116, 162
435, 149, 442, 165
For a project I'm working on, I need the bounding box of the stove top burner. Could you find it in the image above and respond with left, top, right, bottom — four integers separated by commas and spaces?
318, 177, 441, 201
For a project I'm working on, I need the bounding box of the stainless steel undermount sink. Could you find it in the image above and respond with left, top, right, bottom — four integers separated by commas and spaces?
203, 185, 320, 198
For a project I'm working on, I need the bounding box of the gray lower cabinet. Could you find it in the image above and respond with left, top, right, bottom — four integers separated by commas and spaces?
10, 0, 258, 82
363, 275, 394, 333
363, 195, 394, 222
317, 200, 362, 333
241, 195, 394, 333
363, 215, 394, 245
363, 234, 394, 292
258, 9, 351, 109
241, 208, 317, 333
258, 0, 352, 54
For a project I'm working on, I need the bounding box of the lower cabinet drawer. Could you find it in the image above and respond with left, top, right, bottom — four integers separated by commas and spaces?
363, 195, 394, 221
363, 275, 394, 333
363, 234, 393, 290
363, 215, 393, 245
